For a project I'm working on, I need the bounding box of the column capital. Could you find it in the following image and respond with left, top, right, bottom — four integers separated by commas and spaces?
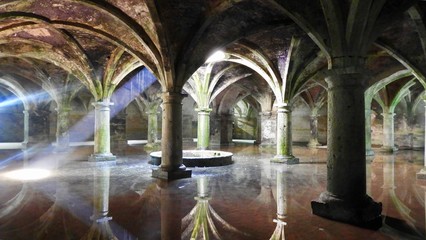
92, 100, 114, 108
276, 103, 291, 113
330, 56, 366, 70
325, 71, 368, 90
195, 108, 212, 113
146, 109, 159, 115
381, 112, 396, 117
55, 106, 72, 113
161, 92, 185, 103
325, 62, 369, 90
259, 111, 272, 116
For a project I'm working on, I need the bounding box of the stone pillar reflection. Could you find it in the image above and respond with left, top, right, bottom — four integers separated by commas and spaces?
196, 108, 211, 150
416, 101, 426, 179
158, 181, 182, 240
152, 92, 191, 180
269, 167, 288, 240
55, 106, 71, 152
89, 99, 116, 162
382, 111, 397, 152
272, 105, 298, 164
311, 68, 382, 229
83, 165, 117, 240
308, 114, 321, 148
382, 155, 395, 191
259, 111, 276, 148
365, 108, 374, 156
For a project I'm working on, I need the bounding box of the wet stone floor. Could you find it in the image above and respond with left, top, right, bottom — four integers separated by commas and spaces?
0, 144, 425, 240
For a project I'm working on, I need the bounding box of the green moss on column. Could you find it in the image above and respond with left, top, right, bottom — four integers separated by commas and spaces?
272, 105, 298, 164
365, 108, 374, 155
382, 111, 397, 152
55, 105, 71, 150
147, 110, 158, 144
196, 108, 211, 150
89, 99, 116, 162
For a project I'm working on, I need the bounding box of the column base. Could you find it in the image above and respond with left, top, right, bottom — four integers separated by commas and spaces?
271, 155, 299, 164
259, 143, 275, 149
144, 143, 161, 151
152, 167, 192, 180
88, 153, 117, 162
210, 142, 235, 147
311, 192, 382, 229
307, 140, 322, 148
416, 168, 426, 179
380, 146, 398, 153
53, 146, 71, 153
366, 149, 375, 156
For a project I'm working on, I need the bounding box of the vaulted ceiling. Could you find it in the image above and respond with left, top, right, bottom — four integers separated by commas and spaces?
0, 0, 423, 110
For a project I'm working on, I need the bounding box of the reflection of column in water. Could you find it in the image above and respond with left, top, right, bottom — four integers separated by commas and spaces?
382, 155, 415, 227
159, 181, 182, 240
382, 155, 395, 190
83, 165, 117, 240
181, 176, 247, 240
269, 167, 287, 240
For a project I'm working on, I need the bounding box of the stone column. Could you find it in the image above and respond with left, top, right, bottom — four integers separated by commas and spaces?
382, 111, 397, 152
211, 113, 234, 146
145, 108, 160, 150
220, 114, 234, 145
259, 111, 276, 148
152, 92, 191, 180
110, 109, 127, 155
416, 101, 426, 179
55, 106, 71, 152
89, 99, 116, 162
196, 108, 211, 150
272, 105, 299, 164
147, 110, 159, 144
311, 69, 382, 229
365, 108, 375, 156
22, 110, 29, 149
308, 114, 321, 148
27, 108, 50, 148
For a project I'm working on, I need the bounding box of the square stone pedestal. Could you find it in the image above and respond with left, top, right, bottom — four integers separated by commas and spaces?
271, 155, 299, 164
311, 192, 382, 229
89, 154, 117, 162
416, 168, 426, 179
152, 168, 192, 180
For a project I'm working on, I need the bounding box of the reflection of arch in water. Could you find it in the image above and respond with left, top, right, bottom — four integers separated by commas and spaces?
0, 184, 31, 220
378, 155, 424, 238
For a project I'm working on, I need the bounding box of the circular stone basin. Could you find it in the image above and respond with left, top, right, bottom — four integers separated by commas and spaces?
150, 150, 233, 167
